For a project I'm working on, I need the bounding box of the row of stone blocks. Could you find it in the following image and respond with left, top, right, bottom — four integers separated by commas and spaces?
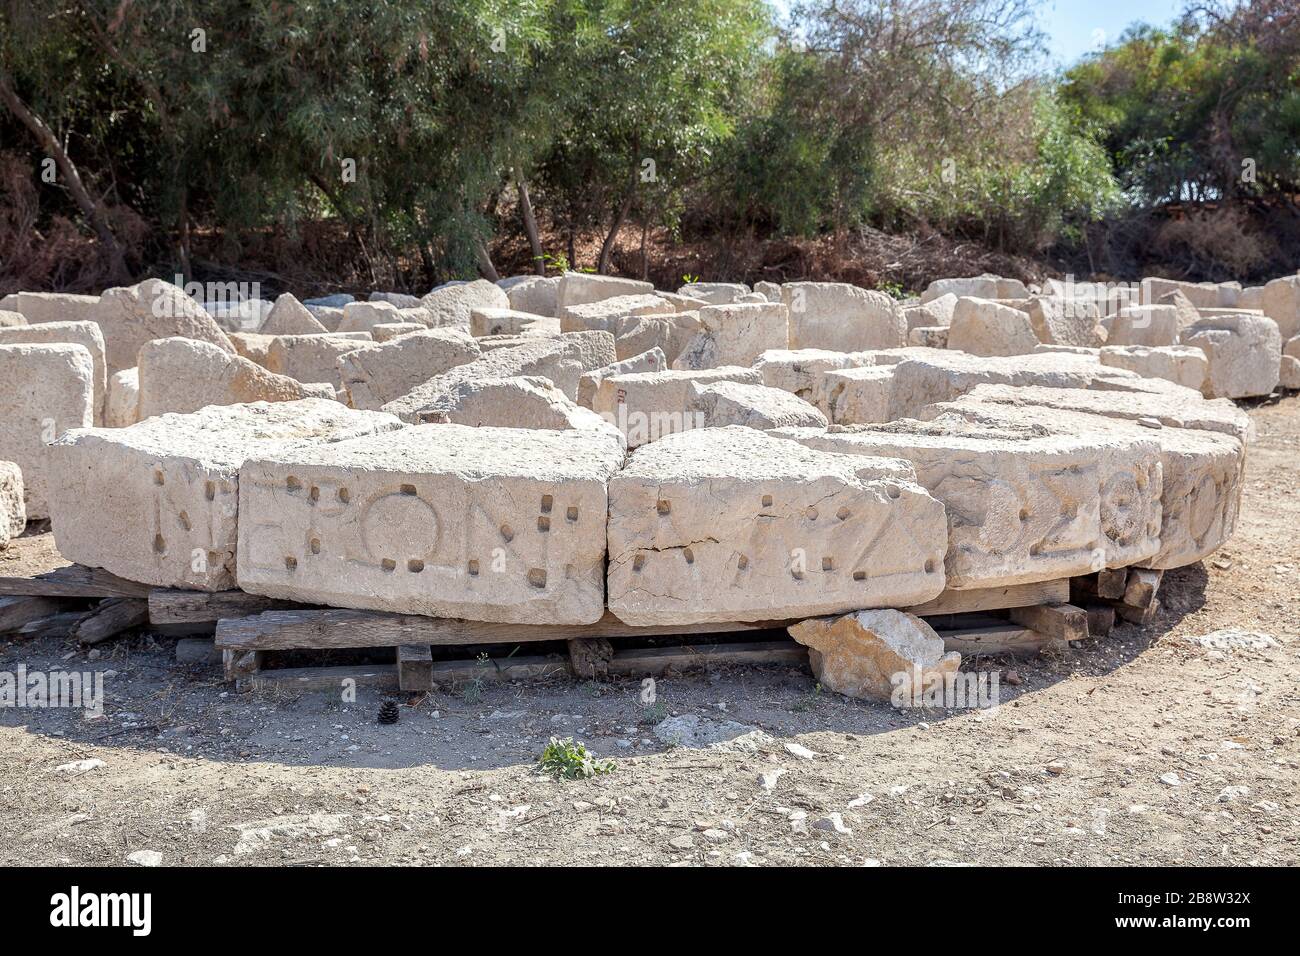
43, 379, 1249, 627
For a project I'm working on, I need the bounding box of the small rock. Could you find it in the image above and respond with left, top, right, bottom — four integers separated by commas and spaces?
758, 768, 787, 791
1045, 761, 1066, 775
127, 850, 162, 867
783, 741, 820, 760
668, 835, 695, 850
1004, 669, 1022, 686
54, 758, 105, 774
814, 812, 851, 835
846, 793, 874, 808
1159, 772, 1181, 787
1216, 786, 1249, 803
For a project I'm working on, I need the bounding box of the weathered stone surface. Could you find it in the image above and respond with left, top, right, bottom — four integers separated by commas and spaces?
337, 300, 405, 334
1181, 314, 1281, 399
0, 343, 94, 518
265, 333, 376, 389
0, 460, 24, 547
1260, 275, 1300, 341
92, 279, 235, 373
674, 301, 789, 369
613, 309, 702, 363
903, 293, 958, 332
956, 382, 1255, 443
106, 368, 139, 428
754, 348, 874, 401
921, 276, 1000, 303
10, 291, 99, 325
420, 279, 508, 327
946, 297, 1039, 356
556, 273, 654, 313
781, 282, 906, 352
49, 400, 402, 591
1024, 295, 1106, 347
137, 337, 326, 419
237, 424, 624, 623
418, 375, 625, 448
789, 610, 960, 702
369, 291, 424, 309
337, 328, 481, 410
1280, 355, 1300, 390
0, 320, 107, 424
577, 347, 667, 409
1100, 345, 1208, 391
0, 310, 26, 328
678, 282, 750, 304
205, 298, 273, 333
690, 381, 828, 431
908, 326, 949, 349
1141, 277, 1223, 308
370, 322, 426, 342
261, 294, 329, 335
470, 307, 560, 339
503, 275, 560, 317
606, 427, 946, 625
229, 332, 275, 367
753, 280, 782, 303
778, 413, 1164, 583
305, 294, 355, 308
931, 395, 1244, 571
592, 367, 760, 448
1102, 305, 1180, 347
559, 293, 674, 333
304, 304, 344, 331
382, 331, 616, 422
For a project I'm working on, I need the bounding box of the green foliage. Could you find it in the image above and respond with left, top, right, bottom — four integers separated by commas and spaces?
538, 737, 615, 779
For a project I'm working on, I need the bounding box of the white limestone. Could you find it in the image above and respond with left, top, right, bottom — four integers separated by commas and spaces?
577, 347, 667, 409
1100, 345, 1208, 391
504, 275, 560, 317
420, 279, 508, 327
691, 381, 827, 431
592, 366, 761, 448
674, 301, 789, 369
0, 320, 107, 424
0, 461, 24, 547
470, 307, 560, 338
106, 367, 140, 428
781, 282, 906, 351
337, 328, 481, 410
946, 297, 1039, 356
265, 333, 376, 389
261, 294, 329, 335
556, 273, 654, 313
1181, 313, 1282, 399
91, 279, 235, 373
9, 291, 99, 325
678, 282, 750, 304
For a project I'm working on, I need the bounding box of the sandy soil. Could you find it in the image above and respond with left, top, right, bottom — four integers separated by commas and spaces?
1, 397, 1297, 867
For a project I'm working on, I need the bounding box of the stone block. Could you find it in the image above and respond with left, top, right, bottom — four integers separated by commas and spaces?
673, 301, 789, 369
504, 275, 560, 317
781, 282, 906, 351
1181, 314, 1281, 398
946, 297, 1039, 356
337, 328, 481, 410
689, 381, 828, 431
1099, 345, 1208, 391
556, 273, 654, 313
265, 333, 376, 389
0, 320, 107, 424
592, 367, 760, 448
420, 279, 508, 327
470, 307, 560, 338
0, 461, 24, 547
577, 347, 667, 408
106, 368, 140, 428
137, 337, 325, 419
261, 294, 329, 335
91, 279, 235, 373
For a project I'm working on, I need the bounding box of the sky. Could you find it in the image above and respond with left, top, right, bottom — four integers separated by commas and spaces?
1039, 0, 1187, 68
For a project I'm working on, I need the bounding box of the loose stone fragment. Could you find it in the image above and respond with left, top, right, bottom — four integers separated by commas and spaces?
592, 367, 760, 448
0, 461, 24, 548
337, 328, 481, 410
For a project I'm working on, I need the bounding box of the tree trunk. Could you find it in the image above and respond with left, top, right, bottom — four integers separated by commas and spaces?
515, 172, 545, 275
597, 159, 639, 275
0, 72, 129, 281
474, 237, 500, 282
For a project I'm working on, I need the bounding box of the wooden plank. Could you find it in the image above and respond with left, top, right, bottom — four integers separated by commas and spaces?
1085, 604, 1116, 638
567, 637, 614, 678
15, 610, 93, 640
1096, 568, 1128, 600
149, 588, 304, 625
605, 641, 806, 676
1008, 603, 1088, 642
0, 596, 67, 634
939, 624, 1057, 657
1116, 600, 1159, 625
216, 607, 780, 653
70, 598, 149, 645
250, 664, 398, 694
1122, 568, 1163, 610
0, 564, 151, 599
906, 579, 1069, 617
396, 644, 433, 692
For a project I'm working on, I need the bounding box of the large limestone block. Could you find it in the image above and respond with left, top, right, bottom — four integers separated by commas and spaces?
789, 610, 960, 702
11, 291, 99, 325
556, 273, 654, 313
0, 461, 25, 547
381, 331, 616, 422
470, 307, 560, 339
903, 293, 958, 331
678, 282, 750, 304
1181, 314, 1281, 399
369, 291, 423, 308
689, 381, 828, 431
1100, 345, 1207, 391
778, 414, 1164, 583
946, 297, 1039, 357
336, 300, 407, 334
921, 276, 1000, 303
1141, 278, 1221, 308
1260, 275, 1300, 341
370, 322, 426, 343
0, 309, 27, 328
261, 294, 329, 335
613, 310, 702, 363
337, 328, 481, 410
956, 383, 1255, 443
781, 282, 906, 352
106, 368, 140, 428
305, 304, 344, 331
592, 367, 760, 448
1024, 295, 1106, 347
674, 301, 790, 369
1286, 334, 1300, 360
229, 332, 275, 367
0, 320, 107, 424
908, 326, 949, 349
754, 348, 874, 401
48, 400, 403, 591
1103, 305, 1180, 347
606, 427, 947, 625
559, 293, 674, 332
753, 280, 782, 303
265, 333, 376, 389
420, 279, 508, 327
92, 279, 234, 373
418, 375, 624, 447
137, 337, 326, 419
931, 396, 1244, 570
205, 298, 273, 333
1280, 355, 1300, 390
0, 343, 94, 518
237, 425, 623, 623
504, 275, 560, 317
577, 348, 667, 409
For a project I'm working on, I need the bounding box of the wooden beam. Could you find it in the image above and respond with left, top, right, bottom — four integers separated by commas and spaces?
1122, 569, 1163, 610
604, 641, 805, 676
250, 664, 398, 694
939, 624, 1058, 657
396, 644, 433, 692
0, 564, 151, 599
1085, 604, 1115, 638
1096, 569, 1128, 600
215, 608, 780, 653
0, 595, 66, 634
71, 598, 149, 644
149, 588, 304, 625
1008, 603, 1089, 642
223, 648, 264, 683
906, 579, 1069, 616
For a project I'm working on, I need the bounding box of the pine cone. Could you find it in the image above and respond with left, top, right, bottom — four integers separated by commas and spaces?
377, 700, 400, 725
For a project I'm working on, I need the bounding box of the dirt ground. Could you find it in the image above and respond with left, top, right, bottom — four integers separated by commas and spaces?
1, 397, 1297, 868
